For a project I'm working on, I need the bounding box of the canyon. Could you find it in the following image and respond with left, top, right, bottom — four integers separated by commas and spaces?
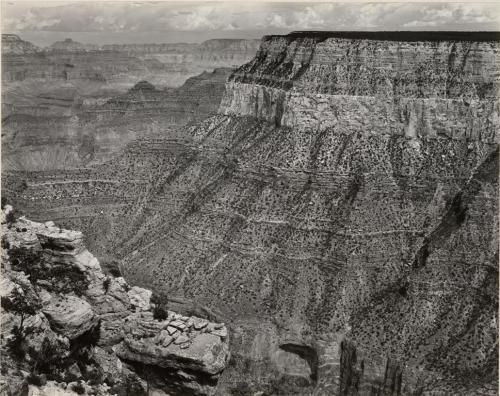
2, 31, 499, 395
2, 35, 259, 88
2, 68, 232, 170
1, 34, 258, 170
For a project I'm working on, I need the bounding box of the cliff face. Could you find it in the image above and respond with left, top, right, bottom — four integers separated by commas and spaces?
221, 35, 498, 137
3, 32, 499, 395
0, 208, 230, 396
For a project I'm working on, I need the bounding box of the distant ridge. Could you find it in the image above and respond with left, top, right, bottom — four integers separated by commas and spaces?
267, 31, 500, 42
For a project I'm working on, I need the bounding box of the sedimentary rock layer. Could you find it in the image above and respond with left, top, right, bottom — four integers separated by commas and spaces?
3, 32, 499, 395
2, 68, 232, 171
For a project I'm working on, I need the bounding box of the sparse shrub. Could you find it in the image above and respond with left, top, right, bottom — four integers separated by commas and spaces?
103, 277, 111, 293
31, 337, 66, 376
230, 382, 252, 396
8, 247, 89, 296
104, 260, 122, 278
71, 381, 86, 395
151, 292, 169, 321
6, 325, 27, 359
152, 305, 168, 321
8, 246, 41, 274
27, 373, 46, 387
1, 287, 42, 358
5, 210, 17, 224
123, 374, 147, 396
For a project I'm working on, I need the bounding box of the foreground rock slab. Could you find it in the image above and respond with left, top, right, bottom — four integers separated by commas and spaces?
1, 211, 230, 395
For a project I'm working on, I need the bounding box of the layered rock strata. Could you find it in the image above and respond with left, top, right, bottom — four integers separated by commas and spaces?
2, 68, 231, 171
0, 209, 229, 395
3, 32, 499, 395
1, 35, 259, 87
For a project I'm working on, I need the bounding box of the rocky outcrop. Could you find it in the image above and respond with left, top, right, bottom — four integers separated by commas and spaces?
0, 210, 230, 395
48, 38, 99, 52
221, 33, 499, 141
42, 295, 97, 339
1, 34, 40, 54
3, 32, 499, 395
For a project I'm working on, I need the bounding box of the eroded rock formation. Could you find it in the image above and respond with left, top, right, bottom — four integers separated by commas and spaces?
0, 208, 229, 395
1, 34, 40, 55
3, 32, 499, 395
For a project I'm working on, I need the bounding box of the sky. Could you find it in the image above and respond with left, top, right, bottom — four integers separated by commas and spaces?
2, 1, 500, 46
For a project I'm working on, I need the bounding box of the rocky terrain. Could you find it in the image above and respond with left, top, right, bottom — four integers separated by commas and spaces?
1, 33, 256, 172
2, 68, 232, 170
3, 31, 499, 395
0, 206, 230, 395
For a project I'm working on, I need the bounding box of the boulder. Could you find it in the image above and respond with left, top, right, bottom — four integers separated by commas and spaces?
113, 312, 229, 376
42, 295, 97, 339
128, 286, 152, 311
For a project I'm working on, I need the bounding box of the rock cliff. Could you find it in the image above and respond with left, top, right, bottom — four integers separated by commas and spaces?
0, 207, 230, 395
3, 32, 499, 395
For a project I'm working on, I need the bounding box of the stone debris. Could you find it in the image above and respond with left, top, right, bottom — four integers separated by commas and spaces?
169, 319, 187, 330
166, 325, 178, 336
173, 334, 190, 345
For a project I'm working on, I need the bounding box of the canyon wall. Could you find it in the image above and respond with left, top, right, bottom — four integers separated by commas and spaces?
2, 35, 259, 88
2, 68, 232, 171
3, 32, 499, 395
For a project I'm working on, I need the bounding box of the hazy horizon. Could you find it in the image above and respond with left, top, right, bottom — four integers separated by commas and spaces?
3, 1, 499, 47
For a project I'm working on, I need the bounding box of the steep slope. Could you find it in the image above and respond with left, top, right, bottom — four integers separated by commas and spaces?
3, 32, 499, 395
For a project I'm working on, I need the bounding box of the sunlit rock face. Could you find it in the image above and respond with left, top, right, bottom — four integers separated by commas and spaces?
3, 32, 499, 395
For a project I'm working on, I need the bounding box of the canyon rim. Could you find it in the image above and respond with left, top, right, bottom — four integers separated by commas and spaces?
1, 1, 499, 396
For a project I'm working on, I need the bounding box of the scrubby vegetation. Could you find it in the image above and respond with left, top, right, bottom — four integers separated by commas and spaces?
1, 287, 42, 359
151, 292, 169, 321
9, 246, 89, 296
